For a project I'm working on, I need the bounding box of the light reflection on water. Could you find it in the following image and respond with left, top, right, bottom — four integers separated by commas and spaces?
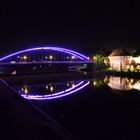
6, 74, 140, 100
104, 76, 140, 91
1, 75, 140, 140
3, 74, 140, 140
14, 80, 90, 100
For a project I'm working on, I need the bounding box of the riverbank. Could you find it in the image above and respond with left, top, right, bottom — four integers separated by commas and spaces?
1, 72, 93, 86
0, 79, 76, 140
94, 70, 140, 79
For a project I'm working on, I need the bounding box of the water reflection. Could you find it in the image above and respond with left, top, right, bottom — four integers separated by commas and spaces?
104, 76, 140, 91
4, 72, 140, 99
92, 79, 104, 87
11, 76, 140, 100
15, 80, 89, 100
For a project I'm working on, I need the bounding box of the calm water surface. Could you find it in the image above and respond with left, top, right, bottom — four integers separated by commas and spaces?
4, 73, 140, 140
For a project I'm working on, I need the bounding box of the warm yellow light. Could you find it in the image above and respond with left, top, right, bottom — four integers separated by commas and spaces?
93, 81, 97, 86
23, 55, 27, 60
93, 56, 96, 60
49, 55, 53, 60
130, 65, 134, 71
126, 65, 130, 69
137, 65, 140, 69
130, 79, 134, 84
24, 88, 28, 94
50, 86, 54, 92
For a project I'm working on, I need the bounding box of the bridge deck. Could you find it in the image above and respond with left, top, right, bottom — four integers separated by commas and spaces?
0, 61, 93, 65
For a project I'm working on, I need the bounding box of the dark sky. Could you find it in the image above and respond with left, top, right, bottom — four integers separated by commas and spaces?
0, 1, 140, 56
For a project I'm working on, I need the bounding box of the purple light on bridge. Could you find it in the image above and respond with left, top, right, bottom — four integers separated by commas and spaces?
0, 47, 90, 62
21, 81, 89, 100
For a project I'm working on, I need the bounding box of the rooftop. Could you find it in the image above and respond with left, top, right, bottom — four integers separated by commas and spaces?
109, 48, 130, 56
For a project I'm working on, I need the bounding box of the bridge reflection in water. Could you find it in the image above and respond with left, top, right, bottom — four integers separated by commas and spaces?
4, 73, 140, 100
3, 72, 90, 100
13, 76, 140, 100
15, 80, 89, 100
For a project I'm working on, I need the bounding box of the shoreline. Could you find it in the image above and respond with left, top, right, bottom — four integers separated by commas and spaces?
94, 70, 140, 79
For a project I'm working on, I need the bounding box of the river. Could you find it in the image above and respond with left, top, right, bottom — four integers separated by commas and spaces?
3, 72, 140, 140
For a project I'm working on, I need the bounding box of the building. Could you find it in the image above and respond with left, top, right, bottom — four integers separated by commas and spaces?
108, 48, 131, 71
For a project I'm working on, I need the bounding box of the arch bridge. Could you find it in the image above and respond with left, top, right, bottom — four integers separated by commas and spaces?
0, 47, 93, 75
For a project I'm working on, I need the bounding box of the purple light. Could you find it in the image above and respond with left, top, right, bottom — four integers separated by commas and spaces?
21, 81, 89, 100
47, 81, 89, 100
21, 81, 83, 98
0, 47, 90, 62
21, 81, 85, 99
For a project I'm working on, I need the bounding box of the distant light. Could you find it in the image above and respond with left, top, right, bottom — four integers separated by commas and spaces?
49, 55, 53, 60
137, 65, 140, 69
93, 56, 96, 60
24, 88, 28, 94
11, 70, 16, 75
71, 56, 75, 59
130, 79, 134, 84
33, 66, 37, 70
21, 86, 29, 94
130, 65, 134, 71
50, 86, 54, 92
23, 55, 27, 60
126, 65, 130, 69
72, 83, 75, 87
93, 81, 97, 86
10, 61, 16, 64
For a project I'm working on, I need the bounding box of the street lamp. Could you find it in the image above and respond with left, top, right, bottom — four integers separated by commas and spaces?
23, 55, 27, 61
49, 55, 53, 60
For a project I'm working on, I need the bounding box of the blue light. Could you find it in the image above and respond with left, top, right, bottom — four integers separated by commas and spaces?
21, 81, 89, 100
0, 47, 90, 62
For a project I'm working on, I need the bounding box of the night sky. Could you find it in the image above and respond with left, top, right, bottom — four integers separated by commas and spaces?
0, 1, 140, 56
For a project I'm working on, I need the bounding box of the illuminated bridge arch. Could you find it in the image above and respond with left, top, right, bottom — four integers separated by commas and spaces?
19, 80, 89, 100
0, 47, 90, 63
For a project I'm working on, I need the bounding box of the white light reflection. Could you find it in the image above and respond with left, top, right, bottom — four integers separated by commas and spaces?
105, 76, 140, 91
